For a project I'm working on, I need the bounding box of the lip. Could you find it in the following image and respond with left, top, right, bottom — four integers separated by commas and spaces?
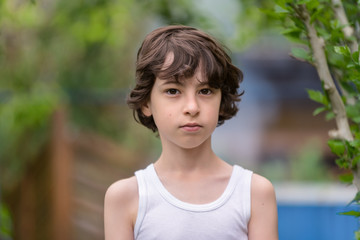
180, 123, 202, 132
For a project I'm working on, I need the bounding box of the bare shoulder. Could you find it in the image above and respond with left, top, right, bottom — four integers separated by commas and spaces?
104, 176, 139, 240
250, 173, 277, 214
251, 173, 276, 199
248, 174, 278, 240
105, 176, 138, 203
104, 176, 139, 221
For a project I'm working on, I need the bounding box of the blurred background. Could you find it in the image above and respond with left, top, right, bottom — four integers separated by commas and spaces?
0, 0, 358, 239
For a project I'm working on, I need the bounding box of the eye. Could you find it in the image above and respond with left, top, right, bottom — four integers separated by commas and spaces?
199, 88, 212, 95
166, 89, 180, 95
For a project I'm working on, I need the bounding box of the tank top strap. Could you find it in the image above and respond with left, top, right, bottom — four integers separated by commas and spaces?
232, 165, 253, 223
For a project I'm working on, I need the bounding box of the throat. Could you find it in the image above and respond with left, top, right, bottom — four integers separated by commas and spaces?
157, 145, 220, 172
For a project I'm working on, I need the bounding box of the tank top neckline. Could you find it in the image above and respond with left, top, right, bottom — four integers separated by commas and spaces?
147, 164, 241, 212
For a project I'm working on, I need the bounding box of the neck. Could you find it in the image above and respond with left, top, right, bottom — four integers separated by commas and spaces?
155, 137, 222, 173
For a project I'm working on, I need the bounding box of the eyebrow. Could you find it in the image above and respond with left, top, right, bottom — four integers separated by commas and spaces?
160, 79, 182, 86
159, 78, 210, 87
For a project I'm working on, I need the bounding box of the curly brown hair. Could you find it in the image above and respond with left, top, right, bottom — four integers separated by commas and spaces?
127, 25, 244, 132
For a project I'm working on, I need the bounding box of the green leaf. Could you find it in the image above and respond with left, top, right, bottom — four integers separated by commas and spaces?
349, 191, 360, 205
307, 89, 328, 105
274, 4, 289, 13
346, 141, 356, 158
328, 139, 346, 156
313, 106, 327, 116
317, 27, 332, 40
325, 111, 335, 121
281, 27, 302, 38
353, 117, 360, 123
330, 19, 340, 30
346, 105, 360, 123
339, 172, 353, 184
352, 51, 359, 64
349, 140, 360, 149
352, 155, 360, 168
339, 210, 360, 217
347, 63, 356, 68
306, 0, 320, 10
310, 6, 324, 24
336, 157, 349, 168
334, 46, 351, 57
292, 47, 311, 61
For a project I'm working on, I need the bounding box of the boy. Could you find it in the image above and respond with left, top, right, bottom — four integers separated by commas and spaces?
104, 25, 278, 240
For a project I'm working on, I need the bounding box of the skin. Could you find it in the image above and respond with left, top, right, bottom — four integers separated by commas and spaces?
104, 55, 278, 240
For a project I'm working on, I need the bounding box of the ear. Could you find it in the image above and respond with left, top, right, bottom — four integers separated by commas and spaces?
141, 102, 152, 117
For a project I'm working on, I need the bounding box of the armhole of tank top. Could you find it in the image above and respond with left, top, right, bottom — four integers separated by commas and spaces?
134, 170, 147, 239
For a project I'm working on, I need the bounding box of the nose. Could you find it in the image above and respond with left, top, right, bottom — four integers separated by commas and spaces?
183, 94, 200, 116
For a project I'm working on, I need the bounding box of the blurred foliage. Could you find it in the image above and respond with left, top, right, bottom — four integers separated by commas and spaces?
0, 201, 12, 240
233, 0, 279, 50
289, 141, 330, 181
0, 0, 150, 192
138, 0, 208, 26
0, 0, 216, 192
260, 139, 331, 182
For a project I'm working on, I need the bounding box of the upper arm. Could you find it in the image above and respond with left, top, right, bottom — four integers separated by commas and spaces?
248, 174, 278, 240
104, 177, 138, 240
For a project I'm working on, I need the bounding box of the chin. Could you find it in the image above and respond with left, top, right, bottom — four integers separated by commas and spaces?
178, 138, 211, 150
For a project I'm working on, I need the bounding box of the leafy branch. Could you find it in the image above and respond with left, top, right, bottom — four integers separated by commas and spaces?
297, 4, 353, 142
271, 0, 360, 237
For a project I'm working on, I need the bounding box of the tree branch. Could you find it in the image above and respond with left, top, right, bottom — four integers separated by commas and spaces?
330, 0, 357, 105
299, 5, 354, 142
331, 0, 359, 54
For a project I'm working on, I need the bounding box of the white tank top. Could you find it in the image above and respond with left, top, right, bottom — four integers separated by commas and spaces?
134, 164, 253, 240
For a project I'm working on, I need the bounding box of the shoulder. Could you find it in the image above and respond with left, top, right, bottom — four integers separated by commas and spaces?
104, 176, 139, 219
105, 176, 138, 202
251, 173, 276, 199
104, 176, 139, 240
248, 174, 278, 240
250, 173, 277, 214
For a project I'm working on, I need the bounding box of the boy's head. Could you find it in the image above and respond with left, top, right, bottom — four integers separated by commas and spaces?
127, 25, 243, 132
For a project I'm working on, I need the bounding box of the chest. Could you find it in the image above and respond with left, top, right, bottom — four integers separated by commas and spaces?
159, 174, 231, 204
137, 208, 247, 240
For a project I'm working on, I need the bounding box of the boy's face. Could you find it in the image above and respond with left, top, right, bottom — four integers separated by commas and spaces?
142, 54, 221, 150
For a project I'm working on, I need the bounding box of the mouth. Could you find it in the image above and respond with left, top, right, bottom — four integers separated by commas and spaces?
180, 123, 202, 132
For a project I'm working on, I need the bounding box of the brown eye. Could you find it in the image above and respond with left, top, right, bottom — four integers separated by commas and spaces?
166, 89, 180, 95
199, 89, 212, 95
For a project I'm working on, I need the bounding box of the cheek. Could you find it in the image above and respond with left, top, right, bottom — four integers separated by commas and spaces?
153, 107, 173, 122
214, 96, 222, 113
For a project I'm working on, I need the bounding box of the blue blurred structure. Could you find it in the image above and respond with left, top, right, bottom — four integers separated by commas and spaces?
276, 183, 359, 240
278, 204, 359, 240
